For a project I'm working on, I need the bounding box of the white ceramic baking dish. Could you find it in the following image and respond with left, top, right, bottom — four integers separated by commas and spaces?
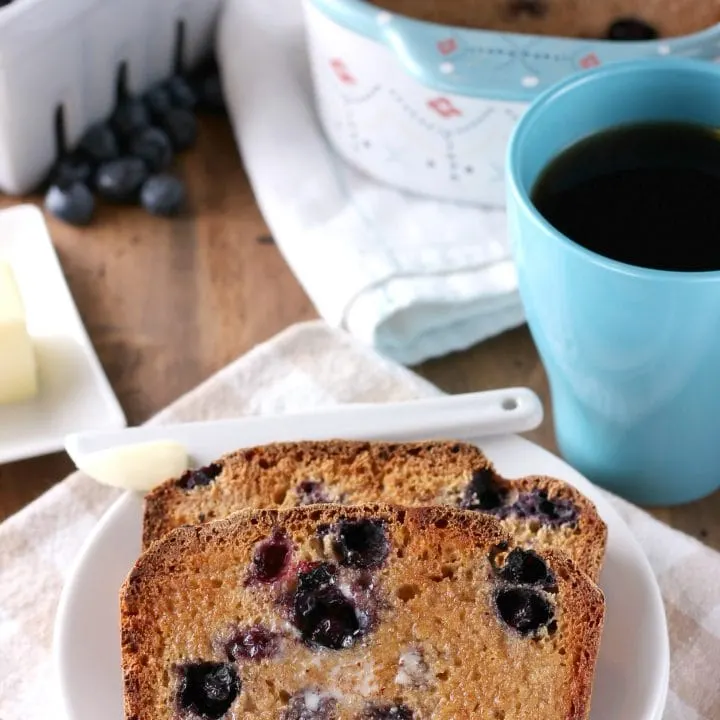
303, 0, 720, 207
0, 0, 223, 195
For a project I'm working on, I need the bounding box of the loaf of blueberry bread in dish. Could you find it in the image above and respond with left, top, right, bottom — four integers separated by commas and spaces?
122, 504, 605, 719
143, 441, 607, 581
368, 0, 720, 40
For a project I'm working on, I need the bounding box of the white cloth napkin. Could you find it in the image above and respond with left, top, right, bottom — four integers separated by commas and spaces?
216, 0, 525, 366
1, 320, 718, 719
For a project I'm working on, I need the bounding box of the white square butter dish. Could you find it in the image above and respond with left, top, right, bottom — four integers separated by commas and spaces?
0, 205, 125, 465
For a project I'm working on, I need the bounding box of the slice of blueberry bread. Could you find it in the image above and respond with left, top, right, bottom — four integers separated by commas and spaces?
368, 0, 720, 40
122, 504, 605, 719
143, 441, 607, 580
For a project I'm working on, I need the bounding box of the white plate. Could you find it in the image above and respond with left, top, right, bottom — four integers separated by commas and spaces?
0, 205, 126, 464
55, 432, 669, 720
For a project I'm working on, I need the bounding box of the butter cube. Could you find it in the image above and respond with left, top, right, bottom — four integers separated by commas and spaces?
0, 261, 38, 404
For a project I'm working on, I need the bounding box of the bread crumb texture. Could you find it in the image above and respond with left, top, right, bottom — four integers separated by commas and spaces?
143, 441, 607, 581
123, 504, 605, 719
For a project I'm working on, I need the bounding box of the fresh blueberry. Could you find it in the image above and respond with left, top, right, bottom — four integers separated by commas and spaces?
177, 463, 222, 490
292, 563, 363, 649
196, 72, 226, 115
77, 122, 119, 164
143, 83, 174, 118
507, 0, 547, 17
607, 18, 659, 41
359, 703, 414, 719
224, 625, 280, 662
335, 519, 389, 570
111, 98, 151, 141
130, 127, 173, 172
96, 157, 148, 203
281, 689, 338, 720
461, 468, 508, 512
494, 587, 554, 636
50, 151, 94, 187
44, 182, 95, 226
250, 532, 292, 583
140, 174, 185, 217
167, 75, 198, 110
496, 548, 555, 588
160, 108, 198, 152
177, 662, 240, 719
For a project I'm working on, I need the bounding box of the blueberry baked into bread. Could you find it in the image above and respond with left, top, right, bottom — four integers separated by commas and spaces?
122, 504, 605, 719
367, 0, 720, 40
143, 441, 607, 580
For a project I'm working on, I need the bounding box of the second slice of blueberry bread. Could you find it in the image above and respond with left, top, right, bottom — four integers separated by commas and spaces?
143, 441, 607, 580
122, 504, 605, 719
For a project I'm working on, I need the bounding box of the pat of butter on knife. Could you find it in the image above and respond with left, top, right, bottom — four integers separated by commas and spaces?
0, 261, 38, 404
76, 440, 189, 493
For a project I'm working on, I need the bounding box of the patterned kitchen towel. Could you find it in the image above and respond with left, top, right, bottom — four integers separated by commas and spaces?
0, 320, 718, 719
216, 0, 525, 366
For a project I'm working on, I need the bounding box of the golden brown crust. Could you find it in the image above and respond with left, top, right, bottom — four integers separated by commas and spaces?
364, 0, 720, 40
122, 504, 605, 719
143, 441, 607, 580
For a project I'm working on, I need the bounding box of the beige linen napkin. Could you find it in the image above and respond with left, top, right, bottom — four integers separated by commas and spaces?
0, 320, 717, 718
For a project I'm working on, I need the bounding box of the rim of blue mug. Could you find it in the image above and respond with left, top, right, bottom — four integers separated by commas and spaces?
507, 56, 720, 283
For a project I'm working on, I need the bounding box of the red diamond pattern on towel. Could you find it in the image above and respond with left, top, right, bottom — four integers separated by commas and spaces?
428, 97, 462, 118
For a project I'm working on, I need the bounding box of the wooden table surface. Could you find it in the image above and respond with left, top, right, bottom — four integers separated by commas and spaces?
1, 115, 718, 550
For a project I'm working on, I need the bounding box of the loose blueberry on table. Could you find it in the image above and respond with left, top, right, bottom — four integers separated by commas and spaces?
141, 174, 186, 217
77, 123, 120, 164
191, 59, 228, 115
111, 98, 151, 141
130, 127, 173, 173
144, 83, 174, 119
42, 59, 226, 226
96, 158, 148, 203
50, 151, 94, 188
167, 75, 199, 110
44, 182, 95, 227
160, 107, 199, 152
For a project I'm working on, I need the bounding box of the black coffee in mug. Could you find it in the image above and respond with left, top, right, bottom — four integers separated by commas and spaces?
531, 122, 720, 271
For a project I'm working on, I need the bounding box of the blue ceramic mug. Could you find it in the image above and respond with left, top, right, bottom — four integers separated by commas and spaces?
507, 58, 720, 506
